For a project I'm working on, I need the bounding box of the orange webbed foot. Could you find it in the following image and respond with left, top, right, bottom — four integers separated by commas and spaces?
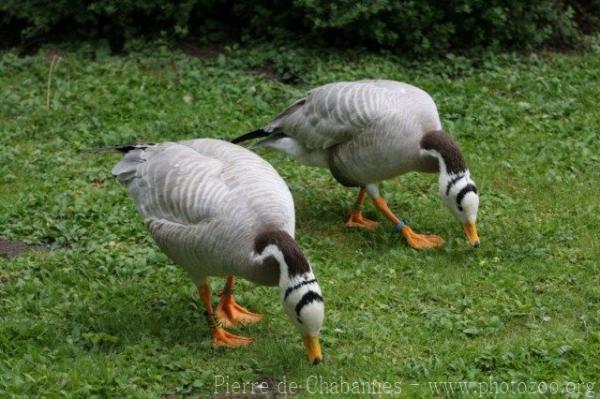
400, 225, 445, 249
215, 295, 263, 328
212, 327, 253, 348
345, 211, 379, 230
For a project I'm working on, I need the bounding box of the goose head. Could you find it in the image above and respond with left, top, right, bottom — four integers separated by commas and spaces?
254, 231, 324, 364
439, 172, 480, 247
420, 130, 480, 247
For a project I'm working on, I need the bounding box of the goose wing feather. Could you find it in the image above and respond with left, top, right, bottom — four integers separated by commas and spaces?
267, 80, 440, 150
122, 143, 232, 225
113, 139, 295, 281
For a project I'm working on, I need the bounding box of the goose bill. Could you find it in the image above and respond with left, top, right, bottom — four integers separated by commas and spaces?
303, 335, 322, 365
462, 221, 480, 248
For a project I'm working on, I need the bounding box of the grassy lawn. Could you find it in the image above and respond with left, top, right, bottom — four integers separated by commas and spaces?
1, 45, 599, 397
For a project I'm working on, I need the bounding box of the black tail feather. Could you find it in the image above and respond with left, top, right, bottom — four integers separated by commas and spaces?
80, 143, 153, 154
231, 129, 270, 144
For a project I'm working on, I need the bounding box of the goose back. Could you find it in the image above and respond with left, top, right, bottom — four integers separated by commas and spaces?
268, 80, 442, 151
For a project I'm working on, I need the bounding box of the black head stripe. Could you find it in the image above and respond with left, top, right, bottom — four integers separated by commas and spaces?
284, 278, 317, 301
456, 184, 477, 209
446, 175, 465, 196
295, 291, 323, 316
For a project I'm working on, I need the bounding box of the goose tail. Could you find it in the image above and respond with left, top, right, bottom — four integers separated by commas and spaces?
230, 129, 270, 144
81, 143, 154, 183
80, 143, 154, 154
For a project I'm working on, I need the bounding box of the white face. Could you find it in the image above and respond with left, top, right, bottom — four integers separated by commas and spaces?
281, 273, 324, 337
258, 244, 324, 337
440, 173, 479, 224
458, 191, 479, 223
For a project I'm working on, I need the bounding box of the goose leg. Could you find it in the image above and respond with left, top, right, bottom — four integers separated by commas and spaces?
345, 188, 379, 230
367, 185, 444, 249
215, 275, 263, 328
197, 282, 253, 348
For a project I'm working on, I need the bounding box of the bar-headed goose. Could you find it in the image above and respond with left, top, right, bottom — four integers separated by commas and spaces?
232, 80, 480, 249
110, 139, 324, 364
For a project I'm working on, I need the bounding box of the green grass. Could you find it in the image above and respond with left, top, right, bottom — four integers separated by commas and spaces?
1, 45, 599, 398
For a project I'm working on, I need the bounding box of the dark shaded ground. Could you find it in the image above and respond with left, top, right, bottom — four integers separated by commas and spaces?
176, 41, 223, 59
250, 62, 282, 82
0, 239, 47, 258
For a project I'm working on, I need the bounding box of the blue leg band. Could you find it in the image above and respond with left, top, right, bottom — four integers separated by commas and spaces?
393, 220, 405, 233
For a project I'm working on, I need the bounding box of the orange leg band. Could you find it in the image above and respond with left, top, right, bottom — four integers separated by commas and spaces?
215, 275, 263, 328
197, 281, 253, 348
346, 189, 379, 230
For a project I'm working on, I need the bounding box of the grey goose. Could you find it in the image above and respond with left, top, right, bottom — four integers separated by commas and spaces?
232, 80, 480, 249
110, 139, 324, 364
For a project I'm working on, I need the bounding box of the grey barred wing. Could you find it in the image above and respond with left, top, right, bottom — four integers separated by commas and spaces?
268, 82, 400, 150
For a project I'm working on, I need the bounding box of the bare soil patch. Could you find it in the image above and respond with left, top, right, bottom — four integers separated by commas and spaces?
0, 239, 48, 259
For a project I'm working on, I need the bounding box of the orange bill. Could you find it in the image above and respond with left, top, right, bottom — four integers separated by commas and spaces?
462, 221, 480, 248
303, 335, 322, 365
